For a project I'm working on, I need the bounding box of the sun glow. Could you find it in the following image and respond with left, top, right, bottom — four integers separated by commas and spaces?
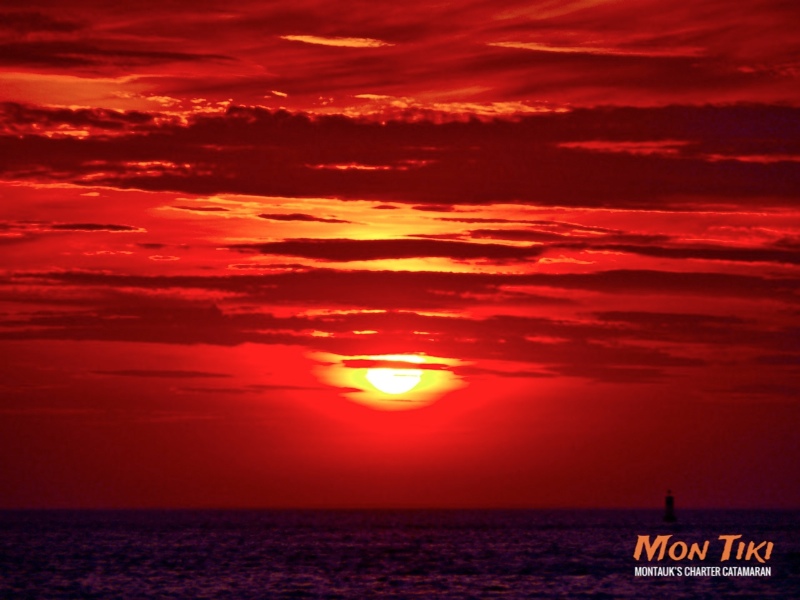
312, 352, 466, 410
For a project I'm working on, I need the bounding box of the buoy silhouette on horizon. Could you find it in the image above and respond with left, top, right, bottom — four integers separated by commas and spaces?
664, 489, 677, 522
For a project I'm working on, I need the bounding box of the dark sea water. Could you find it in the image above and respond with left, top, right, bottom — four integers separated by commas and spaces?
0, 510, 797, 599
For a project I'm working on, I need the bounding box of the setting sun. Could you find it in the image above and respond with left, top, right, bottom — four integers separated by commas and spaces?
366, 361, 424, 395
311, 352, 466, 410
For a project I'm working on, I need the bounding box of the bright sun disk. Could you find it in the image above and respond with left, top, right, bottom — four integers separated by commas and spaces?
365, 354, 425, 395
366, 367, 423, 394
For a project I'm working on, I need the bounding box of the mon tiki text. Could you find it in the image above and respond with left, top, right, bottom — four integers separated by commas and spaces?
634, 535, 774, 563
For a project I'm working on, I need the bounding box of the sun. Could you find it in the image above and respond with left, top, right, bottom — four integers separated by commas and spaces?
366, 367, 423, 394
311, 352, 467, 410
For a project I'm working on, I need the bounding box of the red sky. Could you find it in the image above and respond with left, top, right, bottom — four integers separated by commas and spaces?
1, 0, 799, 509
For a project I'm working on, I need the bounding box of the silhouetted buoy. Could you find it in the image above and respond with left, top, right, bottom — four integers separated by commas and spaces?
664, 489, 677, 522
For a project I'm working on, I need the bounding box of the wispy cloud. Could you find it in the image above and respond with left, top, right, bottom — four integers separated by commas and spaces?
49, 223, 142, 232
488, 41, 703, 58
95, 370, 231, 378
280, 35, 393, 48
258, 213, 350, 224
0, 11, 83, 34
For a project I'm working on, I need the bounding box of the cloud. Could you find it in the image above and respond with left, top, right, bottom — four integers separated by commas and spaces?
280, 35, 393, 48
3, 0, 798, 110
725, 383, 800, 398
487, 41, 702, 58
1, 104, 798, 208
171, 205, 229, 212
0, 102, 162, 135
755, 354, 800, 366
469, 228, 800, 266
469, 227, 669, 245
0, 275, 795, 394
10, 267, 800, 308
584, 243, 800, 266
451, 365, 553, 379
1, 267, 796, 386
552, 364, 667, 383
595, 311, 745, 328
341, 359, 450, 371
95, 370, 231, 378
0, 11, 82, 34
0, 41, 232, 69
258, 213, 350, 224
590, 311, 769, 345
557, 140, 689, 156
230, 238, 545, 262
49, 223, 142, 232
0, 296, 703, 382
0, 220, 145, 242
412, 205, 459, 212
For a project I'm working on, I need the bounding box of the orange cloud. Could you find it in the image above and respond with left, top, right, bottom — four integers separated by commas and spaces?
280, 35, 393, 48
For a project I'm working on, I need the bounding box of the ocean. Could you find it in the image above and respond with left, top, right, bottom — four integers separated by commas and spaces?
0, 510, 797, 598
